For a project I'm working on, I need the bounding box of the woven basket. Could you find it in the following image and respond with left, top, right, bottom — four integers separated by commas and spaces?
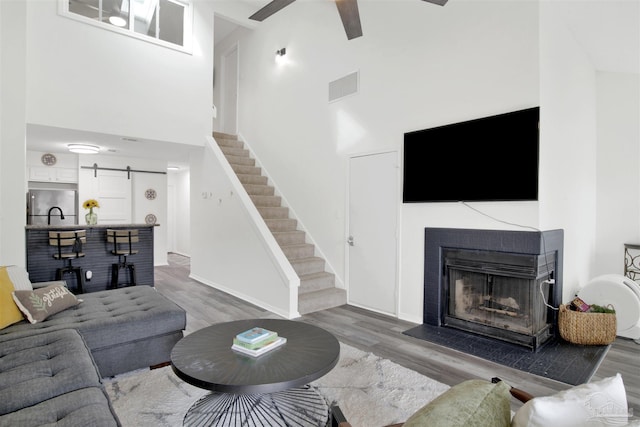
558, 304, 617, 345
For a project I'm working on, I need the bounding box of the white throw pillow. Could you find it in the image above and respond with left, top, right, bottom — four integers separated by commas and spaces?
511, 374, 628, 427
5, 266, 33, 291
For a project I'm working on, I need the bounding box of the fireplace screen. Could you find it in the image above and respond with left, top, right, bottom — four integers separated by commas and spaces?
443, 249, 555, 350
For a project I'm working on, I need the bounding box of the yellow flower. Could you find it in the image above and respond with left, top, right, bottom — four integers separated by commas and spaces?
83, 199, 100, 209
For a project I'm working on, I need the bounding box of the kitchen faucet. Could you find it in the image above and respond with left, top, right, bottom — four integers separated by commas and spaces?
47, 206, 65, 225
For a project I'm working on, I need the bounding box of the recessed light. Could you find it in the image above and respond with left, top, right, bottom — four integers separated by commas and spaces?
109, 16, 127, 27
68, 143, 100, 154
167, 166, 180, 171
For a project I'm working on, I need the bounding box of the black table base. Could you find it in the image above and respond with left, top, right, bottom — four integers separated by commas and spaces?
183, 385, 329, 427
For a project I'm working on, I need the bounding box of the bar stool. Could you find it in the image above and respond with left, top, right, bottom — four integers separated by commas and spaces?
48, 230, 86, 294
107, 229, 139, 289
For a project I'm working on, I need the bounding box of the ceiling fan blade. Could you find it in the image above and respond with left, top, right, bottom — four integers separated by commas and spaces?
249, 0, 296, 21
335, 0, 363, 40
422, 0, 448, 6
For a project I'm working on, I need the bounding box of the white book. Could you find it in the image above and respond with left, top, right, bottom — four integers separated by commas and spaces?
231, 337, 287, 357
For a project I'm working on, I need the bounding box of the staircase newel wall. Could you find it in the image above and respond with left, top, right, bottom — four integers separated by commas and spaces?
188, 136, 300, 319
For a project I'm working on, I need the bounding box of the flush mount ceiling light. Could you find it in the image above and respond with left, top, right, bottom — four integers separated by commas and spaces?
67, 143, 100, 154
108, 15, 127, 27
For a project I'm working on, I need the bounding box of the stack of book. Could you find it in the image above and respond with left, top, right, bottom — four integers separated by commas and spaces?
231, 327, 286, 357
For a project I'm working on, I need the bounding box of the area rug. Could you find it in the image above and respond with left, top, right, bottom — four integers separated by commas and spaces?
403, 324, 610, 386
104, 342, 450, 427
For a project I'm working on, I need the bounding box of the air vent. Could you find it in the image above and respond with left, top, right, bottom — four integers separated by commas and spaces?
329, 71, 359, 103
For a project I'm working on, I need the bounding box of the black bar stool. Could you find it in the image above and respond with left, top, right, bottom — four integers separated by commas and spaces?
48, 230, 86, 294
107, 229, 139, 289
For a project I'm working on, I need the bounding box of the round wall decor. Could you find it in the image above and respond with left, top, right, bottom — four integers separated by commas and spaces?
41, 153, 57, 166
145, 188, 157, 200
145, 213, 157, 225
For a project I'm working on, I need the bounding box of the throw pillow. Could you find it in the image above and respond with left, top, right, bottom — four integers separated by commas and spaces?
0, 267, 25, 329
403, 379, 511, 427
511, 374, 628, 427
5, 265, 33, 290
12, 284, 81, 324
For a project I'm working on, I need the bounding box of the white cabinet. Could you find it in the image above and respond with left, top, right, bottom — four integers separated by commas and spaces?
29, 166, 78, 183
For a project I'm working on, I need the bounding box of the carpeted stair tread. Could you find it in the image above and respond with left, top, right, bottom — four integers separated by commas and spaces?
299, 271, 336, 293
265, 218, 298, 231
237, 174, 268, 185
232, 164, 261, 175
250, 195, 282, 207
213, 131, 238, 140
243, 184, 274, 196
272, 230, 306, 245
290, 256, 325, 275
281, 243, 315, 260
220, 146, 248, 157
225, 154, 255, 166
298, 287, 347, 315
257, 206, 290, 219
215, 138, 243, 149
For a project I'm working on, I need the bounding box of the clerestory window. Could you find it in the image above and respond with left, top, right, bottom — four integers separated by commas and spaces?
60, 0, 192, 53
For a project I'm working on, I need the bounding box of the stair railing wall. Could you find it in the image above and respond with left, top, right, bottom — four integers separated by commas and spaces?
203, 135, 301, 318
235, 134, 345, 290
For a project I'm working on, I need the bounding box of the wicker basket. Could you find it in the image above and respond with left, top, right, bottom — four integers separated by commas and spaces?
558, 304, 617, 345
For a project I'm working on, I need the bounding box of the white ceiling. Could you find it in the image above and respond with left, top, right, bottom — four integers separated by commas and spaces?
28, 1, 639, 166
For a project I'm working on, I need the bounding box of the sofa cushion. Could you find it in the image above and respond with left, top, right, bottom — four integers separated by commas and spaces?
403, 379, 511, 427
0, 286, 186, 349
0, 267, 23, 330
0, 388, 119, 427
12, 284, 81, 324
511, 374, 628, 427
0, 329, 106, 415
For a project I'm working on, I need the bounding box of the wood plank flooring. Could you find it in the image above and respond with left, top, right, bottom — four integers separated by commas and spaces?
155, 253, 640, 415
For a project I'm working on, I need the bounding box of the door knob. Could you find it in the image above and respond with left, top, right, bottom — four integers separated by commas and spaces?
347, 236, 354, 246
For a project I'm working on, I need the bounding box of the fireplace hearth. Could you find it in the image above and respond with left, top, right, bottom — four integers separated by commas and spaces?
423, 228, 563, 351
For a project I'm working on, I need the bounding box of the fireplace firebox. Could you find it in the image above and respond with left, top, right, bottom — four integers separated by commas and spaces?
423, 228, 564, 352
443, 248, 555, 350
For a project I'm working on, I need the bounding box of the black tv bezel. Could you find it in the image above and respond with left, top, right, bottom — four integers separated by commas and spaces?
402, 106, 540, 203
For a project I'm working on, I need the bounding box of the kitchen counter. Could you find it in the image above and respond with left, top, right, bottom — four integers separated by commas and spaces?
25, 223, 157, 229
25, 224, 154, 293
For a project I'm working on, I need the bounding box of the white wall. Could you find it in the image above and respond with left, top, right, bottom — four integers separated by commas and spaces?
168, 170, 191, 256
25, 0, 213, 147
594, 72, 640, 275
539, 2, 602, 300
0, 1, 27, 267
215, 0, 540, 322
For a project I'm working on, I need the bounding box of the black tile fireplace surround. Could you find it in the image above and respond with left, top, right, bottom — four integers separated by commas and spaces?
423, 227, 564, 346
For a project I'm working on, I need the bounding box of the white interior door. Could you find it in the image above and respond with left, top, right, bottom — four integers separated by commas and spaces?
79, 169, 131, 224
221, 44, 238, 135
348, 151, 399, 316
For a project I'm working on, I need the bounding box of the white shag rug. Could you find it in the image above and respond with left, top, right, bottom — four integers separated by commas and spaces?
104, 342, 450, 427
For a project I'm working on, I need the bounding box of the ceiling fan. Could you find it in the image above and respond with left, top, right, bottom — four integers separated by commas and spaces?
249, 0, 448, 40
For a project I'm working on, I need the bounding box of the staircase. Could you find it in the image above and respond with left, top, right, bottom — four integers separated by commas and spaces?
213, 132, 347, 315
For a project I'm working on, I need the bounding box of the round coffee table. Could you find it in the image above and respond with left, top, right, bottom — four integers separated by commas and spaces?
171, 319, 340, 426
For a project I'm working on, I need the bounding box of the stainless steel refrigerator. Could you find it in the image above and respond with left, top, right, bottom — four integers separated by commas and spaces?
27, 190, 78, 225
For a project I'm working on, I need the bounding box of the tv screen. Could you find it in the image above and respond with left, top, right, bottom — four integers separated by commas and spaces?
402, 106, 539, 203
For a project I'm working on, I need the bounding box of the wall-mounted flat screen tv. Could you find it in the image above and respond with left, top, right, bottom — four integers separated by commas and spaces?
403, 106, 539, 203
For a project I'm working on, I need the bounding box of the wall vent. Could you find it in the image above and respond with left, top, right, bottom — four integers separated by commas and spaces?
329, 71, 359, 103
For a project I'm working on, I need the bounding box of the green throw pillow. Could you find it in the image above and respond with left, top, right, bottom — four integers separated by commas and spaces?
403, 379, 511, 427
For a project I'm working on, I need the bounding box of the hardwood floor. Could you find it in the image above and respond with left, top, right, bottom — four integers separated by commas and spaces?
155, 253, 640, 414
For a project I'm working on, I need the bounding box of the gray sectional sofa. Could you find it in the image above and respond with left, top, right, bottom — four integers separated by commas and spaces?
0, 272, 187, 427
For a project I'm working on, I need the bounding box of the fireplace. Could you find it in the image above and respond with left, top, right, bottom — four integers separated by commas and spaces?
424, 228, 564, 351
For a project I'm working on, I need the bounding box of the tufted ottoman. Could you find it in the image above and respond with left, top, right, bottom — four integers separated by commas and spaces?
0, 285, 186, 377
0, 329, 120, 426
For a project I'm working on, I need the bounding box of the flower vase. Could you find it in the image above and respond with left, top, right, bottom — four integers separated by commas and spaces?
85, 211, 98, 225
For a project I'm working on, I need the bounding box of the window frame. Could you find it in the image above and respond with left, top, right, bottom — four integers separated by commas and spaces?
58, 0, 193, 54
